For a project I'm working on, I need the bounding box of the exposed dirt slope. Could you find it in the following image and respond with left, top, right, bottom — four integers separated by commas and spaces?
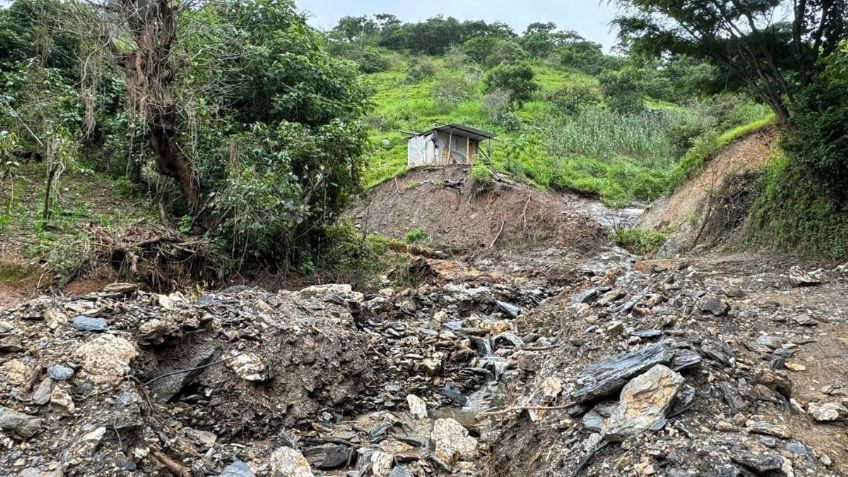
637, 130, 777, 255
348, 166, 608, 255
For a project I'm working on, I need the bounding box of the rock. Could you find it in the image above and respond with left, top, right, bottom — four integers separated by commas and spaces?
370, 451, 394, 477
73, 426, 107, 457
406, 394, 428, 420
1, 358, 32, 385
540, 376, 562, 400
747, 419, 791, 439
730, 446, 784, 473
303, 444, 354, 469
46, 364, 74, 381
49, 385, 75, 413
631, 329, 663, 339
602, 364, 685, 441
670, 348, 702, 372
270, 447, 315, 477
701, 340, 735, 366
572, 288, 599, 305
668, 383, 696, 417
389, 466, 413, 477
227, 352, 268, 382
431, 418, 478, 464
495, 300, 521, 318
218, 460, 255, 477
184, 427, 217, 449
582, 409, 605, 432
31, 377, 53, 406
0, 335, 23, 352
573, 343, 675, 403
71, 315, 109, 332
148, 347, 216, 402
0, 406, 42, 438
789, 266, 822, 286
808, 402, 848, 422
102, 282, 140, 294
784, 361, 806, 372
74, 334, 138, 385
753, 368, 793, 398
698, 295, 729, 316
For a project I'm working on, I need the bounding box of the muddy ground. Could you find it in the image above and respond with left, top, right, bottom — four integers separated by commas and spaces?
2, 166, 848, 477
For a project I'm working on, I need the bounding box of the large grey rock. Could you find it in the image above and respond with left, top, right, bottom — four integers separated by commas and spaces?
571, 288, 599, 305
46, 364, 74, 381
573, 343, 675, 403
495, 300, 521, 318
602, 364, 685, 441
789, 266, 822, 286
31, 377, 53, 406
0, 406, 43, 438
730, 447, 784, 473
670, 348, 702, 371
747, 419, 791, 439
148, 347, 216, 402
698, 295, 729, 316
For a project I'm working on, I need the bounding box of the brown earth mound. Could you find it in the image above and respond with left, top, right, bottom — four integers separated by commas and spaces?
637, 129, 777, 256
349, 166, 608, 255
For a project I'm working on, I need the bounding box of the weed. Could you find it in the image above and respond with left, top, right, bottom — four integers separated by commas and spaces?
405, 226, 433, 245
611, 227, 668, 255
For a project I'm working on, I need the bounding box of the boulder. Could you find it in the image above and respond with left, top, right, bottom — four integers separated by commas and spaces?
698, 295, 729, 316
406, 394, 428, 420
602, 364, 685, 440
74, 335, 138, 385
226, 353, 268, 382
0, 406, 42, 438
573, 344, 675, 403
270, 447, 314, 477
430, 418, 478, 464
789, 266, 822, 286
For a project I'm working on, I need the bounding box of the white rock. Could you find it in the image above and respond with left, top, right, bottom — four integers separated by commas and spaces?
74, 335, 138, 385
270, 447, 314, 477
431, 418, 478, 464
808, 402, 848, 422
406, 394, 428, 420
370, 451, 395, 477
227, 353, 268, 382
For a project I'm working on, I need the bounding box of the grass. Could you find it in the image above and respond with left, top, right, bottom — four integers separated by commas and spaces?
668, 114, 776, 190
611, 227, 669, 255
361, 53, 776, 208
0, 161, 156, 282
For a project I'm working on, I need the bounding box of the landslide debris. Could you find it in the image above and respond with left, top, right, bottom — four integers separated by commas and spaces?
0, 255, 571, 476
486, 255, 848, 476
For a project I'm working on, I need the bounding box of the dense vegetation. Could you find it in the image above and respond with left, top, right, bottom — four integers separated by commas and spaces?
326, 15, 772, 207
1, 0, 848, 280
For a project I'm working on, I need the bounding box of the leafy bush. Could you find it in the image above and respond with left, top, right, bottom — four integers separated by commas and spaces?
599, 69, 645, 114
483, 89, 513, 121
482, 63, 538, 105
611, 227, 668, 255
433, 72, 477, 107
405, 226, 433, 244
471, 162, 495, 190
546, 83, 602, 114
405, 57, 437, 83
748, 149, 848, 260
463, 37, 527, 68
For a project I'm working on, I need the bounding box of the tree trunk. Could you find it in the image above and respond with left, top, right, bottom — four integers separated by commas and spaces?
150, 123, 200, 208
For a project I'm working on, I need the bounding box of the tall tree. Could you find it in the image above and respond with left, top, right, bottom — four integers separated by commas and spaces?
612, 0, 847, 125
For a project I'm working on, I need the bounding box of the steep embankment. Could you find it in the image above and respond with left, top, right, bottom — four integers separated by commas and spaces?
637, 128, 777, 255
349, 165, 609, 255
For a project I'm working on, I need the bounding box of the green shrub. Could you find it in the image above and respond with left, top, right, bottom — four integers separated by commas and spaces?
405, 226, 433, 245
433, 72, 477, 107
599, 69, 646, 114
406, 57, 437, 83
482, 63, 538, 105
611, 228, 668, 255
748, 149, 848, 260
546, 83, 602, 114
471, 162, 495, 190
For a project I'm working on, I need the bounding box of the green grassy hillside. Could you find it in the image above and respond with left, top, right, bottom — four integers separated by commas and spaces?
359, 53, 772, 207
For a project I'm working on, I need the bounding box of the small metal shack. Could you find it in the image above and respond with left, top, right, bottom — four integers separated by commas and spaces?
406, 124, 495, 167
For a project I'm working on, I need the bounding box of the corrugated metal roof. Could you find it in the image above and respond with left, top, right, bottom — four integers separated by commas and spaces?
407, 124, 496, 142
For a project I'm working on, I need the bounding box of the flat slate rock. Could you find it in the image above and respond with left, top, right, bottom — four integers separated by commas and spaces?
147, 347, 217, 402
730, 447, 784, 472
573, 343, 675, 403
72, 316, 109, 332
670, 348, 702, 371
